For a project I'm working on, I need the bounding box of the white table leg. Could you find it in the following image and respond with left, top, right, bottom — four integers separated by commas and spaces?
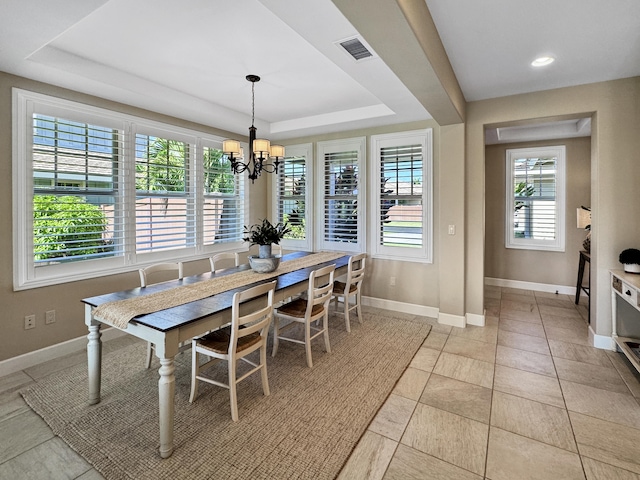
87, 323, 102, 405
158, 357, 176, 458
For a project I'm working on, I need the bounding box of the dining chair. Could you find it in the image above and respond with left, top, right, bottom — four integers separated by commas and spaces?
272, 264, 335, 368
189, 280, 276, 421
332, 253, 366, 333
209, 251, 240, 272
139, 262, 184, 369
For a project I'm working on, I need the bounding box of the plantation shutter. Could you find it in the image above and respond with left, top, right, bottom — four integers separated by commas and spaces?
32, 114, 123, 265
276, 155, 306, 240
202, 146, 244, 244
323, 150, 359, 245
135, 134, 193, 253
512, 156, 558, 241
379, 144, 423, 248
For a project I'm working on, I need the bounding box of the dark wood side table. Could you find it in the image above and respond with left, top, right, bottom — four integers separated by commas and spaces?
575, 250, 590, 322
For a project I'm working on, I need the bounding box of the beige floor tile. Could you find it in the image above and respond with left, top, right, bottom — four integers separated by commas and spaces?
368, 393, 417, 441
549, 339, 614, 367
449, 324, 498, 345
401, 404, 488, 476
419, 374, 492, 424
561, 380, 640, 428
499, 309, 542, 324
0, 390, 30, 424
501, 287, 534, 296
337, 430, 398, 480
421, 332, 448, 351
607, 351, 640, 399
23, 350, 88, 381
498, 318, 546, 338
582, 456, 640, 480
542, 314, 589, 331
497, 330, 550, 356
485, 316, 499, 327
570, 411, 640, 475
420, 317, 453, 335
485, 297, 501, 310
443, 335, 496, 363
0, 371, 34, 395
493, 364, 565, 408
485, 427, 585, 480
393, 368, 431, 401
496, 345, 556, 377
535, 295, 577, 308
384, 444, 482, 480
409, 347, 441, 372
534, 291, 572, 301
0, 437, 91, 480
544, 325, 591, 346
490, 391, 576, 452
0, 410, 54, 464
554, 357, 629, 394
432, 352, 494, 388
485, 288, 501, 300
501, 293, 536, 304
539, 304, 583, 319
485, 303, 500, 317
500, 299, 539, 315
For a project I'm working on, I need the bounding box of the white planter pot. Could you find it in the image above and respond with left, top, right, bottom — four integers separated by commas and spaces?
623, 263, 640, 274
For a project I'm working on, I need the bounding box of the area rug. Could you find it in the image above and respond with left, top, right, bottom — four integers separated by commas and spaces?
21, 309, 431, 480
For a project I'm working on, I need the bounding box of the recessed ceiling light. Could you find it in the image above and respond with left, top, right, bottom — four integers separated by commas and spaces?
531, 56, 555, 67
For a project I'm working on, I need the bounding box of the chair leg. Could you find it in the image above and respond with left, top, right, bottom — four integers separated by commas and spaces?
305, 320, 313, 368
260, 345, 270, 396
343, 294, 351, 333
145, 342, 153, 369
189, 345, 199, 403
323, 312, 331, 354
229, 357, 238, 422
356, 292, 363, 324
272, 316, 280, 357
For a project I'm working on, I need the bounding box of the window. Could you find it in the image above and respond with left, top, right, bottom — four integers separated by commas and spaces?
13, 89, 245, 289
505, 145, 566, 251
370, 130, 433, 262
273, 143, 313, 251
316, 137, 366, 253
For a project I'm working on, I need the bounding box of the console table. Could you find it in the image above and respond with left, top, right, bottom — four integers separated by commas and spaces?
611, 270, 640, 373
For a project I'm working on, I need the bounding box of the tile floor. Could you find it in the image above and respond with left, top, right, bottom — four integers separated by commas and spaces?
1, 289, 640, 479
339, 288, 640, 480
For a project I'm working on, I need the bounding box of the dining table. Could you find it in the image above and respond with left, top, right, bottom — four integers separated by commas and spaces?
82, 251, 349, 458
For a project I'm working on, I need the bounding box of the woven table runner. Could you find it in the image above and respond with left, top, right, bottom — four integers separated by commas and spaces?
93, 252, 346, 329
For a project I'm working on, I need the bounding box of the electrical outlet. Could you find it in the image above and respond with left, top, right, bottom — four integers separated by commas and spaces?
24, 314, 36, 330
448, 224, 456, 235
390, 276, 396, 286
45, 310, 56, 324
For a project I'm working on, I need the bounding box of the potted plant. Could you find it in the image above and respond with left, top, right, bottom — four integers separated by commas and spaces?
243, 219, 290, 273
619, 248, 640, 274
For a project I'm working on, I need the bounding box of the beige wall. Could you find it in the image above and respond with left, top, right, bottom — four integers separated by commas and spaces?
485, 137, 591, 286
467, 77, 640, 338
0, 72, 243, 361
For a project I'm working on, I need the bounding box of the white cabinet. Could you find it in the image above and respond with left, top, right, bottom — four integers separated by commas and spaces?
611, 270, 640, 373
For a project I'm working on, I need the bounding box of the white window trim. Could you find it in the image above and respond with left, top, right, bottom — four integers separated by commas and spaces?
370, 129, 433, 263
271, 143, 313, 252
315, 137, 366, 253
12, 88, 246, 290
505, 145, 566, 252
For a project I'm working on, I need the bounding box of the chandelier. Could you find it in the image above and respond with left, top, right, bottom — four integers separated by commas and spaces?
222, 75, 285, 183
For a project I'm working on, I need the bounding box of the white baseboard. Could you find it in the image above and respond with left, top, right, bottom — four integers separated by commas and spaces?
362, 296, 439, 319
0, 327, 127, 378
466, 312, 486, 327
438, 312, 466, 328
588, 325, 616, 351
485, 277, 581, 296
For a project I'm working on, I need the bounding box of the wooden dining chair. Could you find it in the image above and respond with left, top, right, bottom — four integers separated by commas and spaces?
272, 264, 335, 368
139, 262, 184, 369
209, 252, 240, 272
189, 280, 276, 421
332, 253, 366, 333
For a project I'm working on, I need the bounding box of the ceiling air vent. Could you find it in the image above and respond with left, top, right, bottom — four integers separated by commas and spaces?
339, 37, 373, 61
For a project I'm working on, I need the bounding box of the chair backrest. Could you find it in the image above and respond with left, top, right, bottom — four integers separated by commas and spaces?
209, 252, 240, 272
307, 264, 336, 312
230, 280, 276, 353
346, 253, 366, 291
139, 262, 183, 287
